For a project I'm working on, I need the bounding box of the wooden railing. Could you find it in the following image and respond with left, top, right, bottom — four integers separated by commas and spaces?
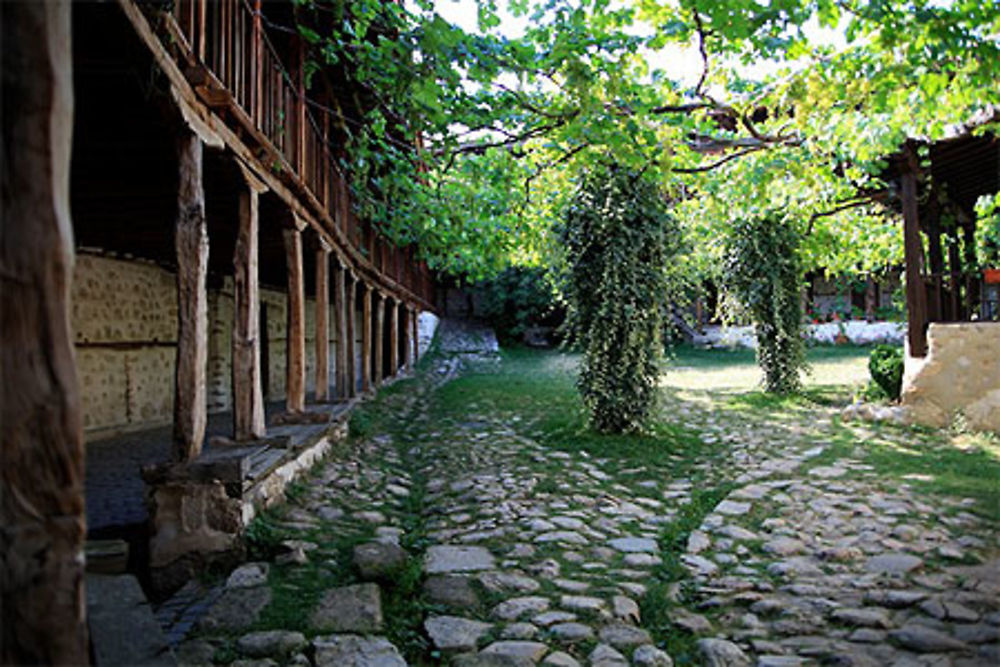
164, 0, 434, 306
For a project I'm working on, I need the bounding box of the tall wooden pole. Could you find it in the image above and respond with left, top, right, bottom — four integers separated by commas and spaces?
413, 309, 421, 363
334, 262, 348, 399
361, 285, 372, 392
314, 244, 330, 402
232, 170, 267, 439
345, 274, 357, 396
284, 226, 306, 412
902, 145, 929, 357
403, 306, 413, 370
1, 4, 89, 662
174, 131, 209, 460
389, 297, 400, 377
374, 292, 385, 385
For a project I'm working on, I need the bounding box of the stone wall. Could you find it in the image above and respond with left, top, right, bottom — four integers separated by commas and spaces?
72, 253, 343, 438
902, 322, 1000, 432
418, 311, 440, 357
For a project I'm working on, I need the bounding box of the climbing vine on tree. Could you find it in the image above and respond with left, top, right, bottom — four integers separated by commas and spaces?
560, 163, 679, 433
726, 215, 808, 394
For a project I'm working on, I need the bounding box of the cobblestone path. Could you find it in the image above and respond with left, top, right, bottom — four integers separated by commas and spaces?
178, 321, 999, 667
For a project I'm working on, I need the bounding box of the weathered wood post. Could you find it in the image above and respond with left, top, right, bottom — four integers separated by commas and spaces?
403, 305, 413, 370
334, 261, 348, 399
314, 241, 331, 402
389, 297, 400, 377
1, 4, 89, 662
413, 308, 421, 363
345, 273, 357, 396
232, 165, 267, 439
174, 130, 210, 460
902, 145, 929, 357
283, 222, 306, 412
361, 285, 373, 392
374, 291, 386, 385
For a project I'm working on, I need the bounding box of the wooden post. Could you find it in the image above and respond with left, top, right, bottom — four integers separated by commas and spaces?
374, 292, 385, 385
403, 306, 413, 370
334, 261, 348, 399
314, 243, 330, 402
361, 285, 372, 392
864, 274, 877, 323
232, 167, 267, 439
413, 308, 421, 362
173, 132, 209, 460
902, 146, 929, 357
284, 226, 306, 412
1, 5, 88, 662
345, 274, 357, 396
389, 297, 400, 376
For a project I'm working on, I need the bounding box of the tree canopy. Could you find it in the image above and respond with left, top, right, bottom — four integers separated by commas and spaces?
298, 0, 1000, 280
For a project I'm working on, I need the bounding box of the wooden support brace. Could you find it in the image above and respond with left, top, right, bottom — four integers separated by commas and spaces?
334, 262, 348, 399
345, 274, 357, 396
174, 131, 209, 460
413, 309, 421, 363
374, 292, 385, 385
283, 227, 306, 412
389, 297, 399, 377
232, 167, 267, 439
403, 306, 413, 370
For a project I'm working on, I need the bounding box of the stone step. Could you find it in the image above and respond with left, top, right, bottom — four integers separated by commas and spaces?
87, 574, 176, 666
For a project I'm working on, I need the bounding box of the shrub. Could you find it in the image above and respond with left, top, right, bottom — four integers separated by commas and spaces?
725, 215, 807, 394
473, 266, 564, 345
559, 163, 679, 434
868, 344, 904, 401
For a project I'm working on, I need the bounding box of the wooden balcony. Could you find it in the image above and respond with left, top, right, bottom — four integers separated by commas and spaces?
157, 0, 433, 306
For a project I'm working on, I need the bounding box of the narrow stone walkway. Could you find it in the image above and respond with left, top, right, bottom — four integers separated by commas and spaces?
176, 320, 999, 667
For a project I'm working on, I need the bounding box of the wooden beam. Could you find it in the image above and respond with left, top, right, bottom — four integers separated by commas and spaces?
902, 147, 929, 357
361, 285, 372, 392
345, 274, 357, 396
173, 132, 209, 460
389, 297, 400, 376
403, 306, 413, 370
374, 292, 385, 385
1, 4, 88, 662
334, 262, 348, 399
284, 227, 306, 412
314, 246, 330, 402
413, 308, 421, 363
232, 175, 266, 439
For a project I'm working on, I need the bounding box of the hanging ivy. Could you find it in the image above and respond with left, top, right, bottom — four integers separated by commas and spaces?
559, 163, 679, 434
726, 215, 808, 394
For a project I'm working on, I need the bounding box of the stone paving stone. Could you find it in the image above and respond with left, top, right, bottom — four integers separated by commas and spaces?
425, 545, 497, 573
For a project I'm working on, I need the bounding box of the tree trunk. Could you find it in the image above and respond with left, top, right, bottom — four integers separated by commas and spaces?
283, 228, 306, 412
232, 182, 266, 439
173, 132, 210, 460
1, 3, 89, 663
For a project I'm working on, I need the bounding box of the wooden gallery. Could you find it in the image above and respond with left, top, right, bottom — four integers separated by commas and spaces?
2, 2, 438, 662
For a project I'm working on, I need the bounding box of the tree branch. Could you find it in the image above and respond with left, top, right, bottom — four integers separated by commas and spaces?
672, 146, 765, 173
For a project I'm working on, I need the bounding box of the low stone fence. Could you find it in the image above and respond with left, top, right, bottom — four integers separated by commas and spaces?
692, 320, 905, 349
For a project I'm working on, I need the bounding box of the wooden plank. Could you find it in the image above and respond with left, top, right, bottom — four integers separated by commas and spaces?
232, 175, 266, 440
284, 228, 306, 412
174, 131, 209, 460
315, 247, 330, 402
389, 297, 399, 376
374, 293, 385, 385
361, 285, 372, 392
1, 5, 88, 662
902, 147, 929, 357
345, 274, 357, 396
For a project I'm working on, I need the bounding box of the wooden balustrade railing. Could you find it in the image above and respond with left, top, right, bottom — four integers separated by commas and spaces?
164, 0, 434, 306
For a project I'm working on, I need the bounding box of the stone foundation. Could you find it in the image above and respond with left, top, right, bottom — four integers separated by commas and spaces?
902, 322, 1000, 432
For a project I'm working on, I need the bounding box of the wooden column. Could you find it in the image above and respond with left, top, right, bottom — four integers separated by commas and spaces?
403, 306, 413, 370
902, 147, 929, 357
361, 286, 372, 392
174, 132, 209, 460
314, 243, 331, 402
284, 225, 306, 412
334, 261, 348, 399
345, 273, 357, 396
413, 308, 421, 362
389, 297, 400, 376
232, 167, 267, 439
1, 5, 88, 661
374, 292, 385, 385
